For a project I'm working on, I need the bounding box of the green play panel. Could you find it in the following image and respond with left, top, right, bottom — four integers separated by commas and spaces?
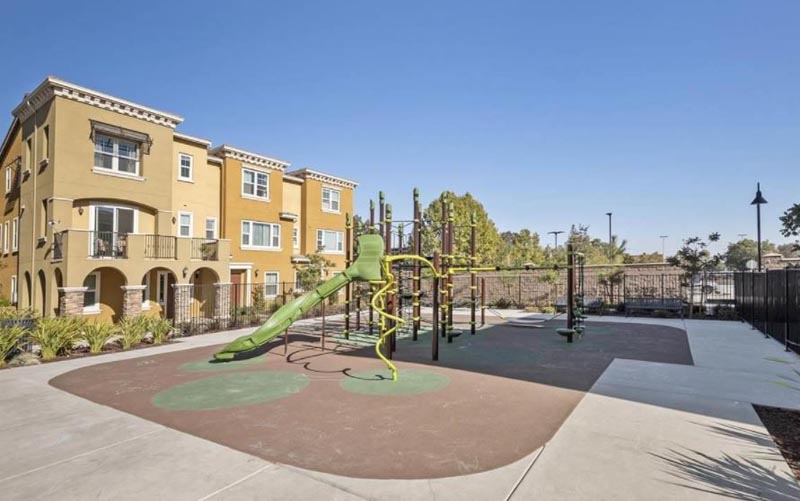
152, 371, 309, 411
179, 354, 267, 372
340, 369, 449, 396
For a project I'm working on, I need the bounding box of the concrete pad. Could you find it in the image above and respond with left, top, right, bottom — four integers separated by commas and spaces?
0, 429, 270, 501
289, 446, 542, 501
205, 464, 364, 500
512, 392, 800, 500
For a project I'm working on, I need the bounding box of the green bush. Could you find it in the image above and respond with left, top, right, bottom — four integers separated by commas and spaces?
0, 325, 28, 367
0, 307, 38, 321
82, 322, 118, 354
147, 316, 173, 345
32, 317, 85, 361
118, 316, 148, 349
540, 305, 556, 314
493, 297, 513, 309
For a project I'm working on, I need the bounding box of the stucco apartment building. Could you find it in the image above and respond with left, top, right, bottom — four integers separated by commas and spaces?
0, 77, 356, 323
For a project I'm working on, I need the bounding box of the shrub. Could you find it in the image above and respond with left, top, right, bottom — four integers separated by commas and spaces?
82, 322, 118, 354
147, 316, 173, 345
0, 325, 28, 367
493, 297, 513, 309
540, 305, 556, 314
32, 317, 85, 360
0, 307, 38, 321
118, 316, 148, 349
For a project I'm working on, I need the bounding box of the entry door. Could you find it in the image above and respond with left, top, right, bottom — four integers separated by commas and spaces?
157, 271, 173, 318
93, 206, 135, 257
231, 271, 244, 308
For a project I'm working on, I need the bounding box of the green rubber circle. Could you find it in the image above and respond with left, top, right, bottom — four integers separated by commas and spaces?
152, 371, 309, 411
340, 369, 449, 396
179, 354, 267, 372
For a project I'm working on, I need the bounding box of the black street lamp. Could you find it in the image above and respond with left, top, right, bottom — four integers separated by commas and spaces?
548, 230, 564, 250
750, 183, 768, 271
605, 212, 613, 246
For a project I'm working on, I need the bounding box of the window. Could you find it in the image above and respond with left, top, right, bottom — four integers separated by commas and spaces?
241, 220, 280, 249
94, 134, 140, 175
156, 271, 169, 311
205, 217, 217, 240
178, 153, 193, 181
25, 138, 31, 170
322, 187, 341, 212
83, 272, 100, 313
2, 222, 7, 254
4, 168, 11, 194
316, 229, 344, 253
292, 226, 299, 249
42, 126, 49, 160
11, 217, 18, 252
294, 271, 303, 291
241, 168, 269, 200
178, 212, 193, 237
264, 272, 279, 298
10, 275, 17, 305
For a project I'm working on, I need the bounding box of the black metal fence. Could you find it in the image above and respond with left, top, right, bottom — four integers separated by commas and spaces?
145, 234, 176, 259
735, 269, 800, 354
171, 281, 345, 336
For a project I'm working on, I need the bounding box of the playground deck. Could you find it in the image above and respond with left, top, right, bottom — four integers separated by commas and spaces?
49, 318, 692, 480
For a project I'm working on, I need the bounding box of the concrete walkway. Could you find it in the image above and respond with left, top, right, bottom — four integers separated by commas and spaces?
1, 316, 799, 500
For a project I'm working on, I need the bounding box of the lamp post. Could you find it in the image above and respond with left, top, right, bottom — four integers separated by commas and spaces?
659, 235, 668, 263
750, 183, 768, 272
605, 212, 613, 246
548, 230, 564, 250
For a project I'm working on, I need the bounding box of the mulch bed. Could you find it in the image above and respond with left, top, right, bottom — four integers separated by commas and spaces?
754, 404, 800, 480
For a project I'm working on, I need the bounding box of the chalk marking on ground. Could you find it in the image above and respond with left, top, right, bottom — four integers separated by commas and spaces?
0, 429, 163, 484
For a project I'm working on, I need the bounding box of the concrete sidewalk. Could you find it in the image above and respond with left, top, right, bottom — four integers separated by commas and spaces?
1, 316, 799, 500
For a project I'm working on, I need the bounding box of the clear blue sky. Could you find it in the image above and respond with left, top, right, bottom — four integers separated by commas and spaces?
2, 1, 798, 255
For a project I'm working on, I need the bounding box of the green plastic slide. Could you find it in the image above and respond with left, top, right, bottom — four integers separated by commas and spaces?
214, 234, 385, 361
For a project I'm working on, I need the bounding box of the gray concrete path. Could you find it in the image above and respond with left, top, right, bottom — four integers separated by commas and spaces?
1, 315, 798, 500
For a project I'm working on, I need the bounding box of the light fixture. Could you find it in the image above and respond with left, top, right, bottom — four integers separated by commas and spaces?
78, 206, 84, 216
750, 183, 768, 272
182, 266, 189, 278
172, 216, 177, 224
254, 269, 259, 277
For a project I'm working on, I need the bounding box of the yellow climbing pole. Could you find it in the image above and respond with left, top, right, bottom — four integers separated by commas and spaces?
370, 254, 440, 381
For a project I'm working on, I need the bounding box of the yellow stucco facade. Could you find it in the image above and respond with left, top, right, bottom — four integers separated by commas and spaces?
1, 76, 357, 323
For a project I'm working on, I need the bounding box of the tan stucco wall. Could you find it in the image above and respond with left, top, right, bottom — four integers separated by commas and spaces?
283, 179, 302, 255
300, 178, 354, 274
172, 137, 220, 239
222, 158, 295, 287
0, 122, 21, 304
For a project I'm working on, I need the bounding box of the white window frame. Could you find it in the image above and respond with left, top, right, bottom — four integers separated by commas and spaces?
264, 272, 279, 298
178, 153, 193, 181
292, 226, 299, 250
142, 274, 151, 310
4, 168, 11, 194
10, 275, 17, 305
11, 217, 18, 252
205, 217, 218, 240
2, 221, 8, 254
322, 186, 341, 213
178, 211, 193, 238
316, 229, 344, 254
241, 220, 280, 250
241, 167, 269, 201
93, 133, 140, 177
294, 270, 303, 292
83, 272, 101, 313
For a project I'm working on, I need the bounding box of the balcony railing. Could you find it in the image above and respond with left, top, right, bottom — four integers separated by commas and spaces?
89, 231, 128, 259
145, 234, 177, 259
50, 230, 229, 264
191, 238, 219, 261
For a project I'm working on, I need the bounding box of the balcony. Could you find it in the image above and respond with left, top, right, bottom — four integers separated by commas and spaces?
52, 230, 229, 263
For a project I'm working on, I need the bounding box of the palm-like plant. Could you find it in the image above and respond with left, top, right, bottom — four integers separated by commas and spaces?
118, 316, 148, 349
82, 322, 118, 354
0, 325, 28, 367
147, 317, 173, 345
32, 317, 85, 360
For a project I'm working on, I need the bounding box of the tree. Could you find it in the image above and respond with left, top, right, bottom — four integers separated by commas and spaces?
294, 252, 336, 292
420, 191, 504, 265
499, 229, 545, 267
566, 225, 628, 265
724, 238, 777, 270
624, 252, 663, 264
777, 243, 800, 259
667, 233, 723, 317
780, 203, 800, 252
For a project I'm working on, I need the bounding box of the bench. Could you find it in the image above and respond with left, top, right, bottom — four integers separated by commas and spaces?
624, 297, 684, 319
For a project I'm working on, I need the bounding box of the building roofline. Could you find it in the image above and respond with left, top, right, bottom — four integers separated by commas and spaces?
0, 117, 20, 164
285, 168, 358, 189
209, 144, 289, 171
12, 76, 184, 128
284, 174, 304, 184
207, 156, 223, 164
174, 131, 211, 147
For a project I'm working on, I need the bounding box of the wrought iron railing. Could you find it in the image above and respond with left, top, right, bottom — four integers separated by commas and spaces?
144, 234, 177, 259
89, 231, 128, 259
191, 238, 219, 261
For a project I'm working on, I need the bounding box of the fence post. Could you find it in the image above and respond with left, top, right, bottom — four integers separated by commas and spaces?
785, 268, 791, 351
763, 271, 770, 338
751, 269, 756, 329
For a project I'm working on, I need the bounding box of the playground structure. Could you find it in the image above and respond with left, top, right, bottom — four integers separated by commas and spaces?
215, 189, 589, 380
